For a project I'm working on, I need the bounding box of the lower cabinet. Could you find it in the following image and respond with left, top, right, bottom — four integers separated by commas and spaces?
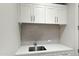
25, 50, 75, 56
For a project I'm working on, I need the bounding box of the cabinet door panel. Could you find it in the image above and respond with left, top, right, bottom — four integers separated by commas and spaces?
20, 6, 32, 23
46, 7, 57, 24
33, 7, 46, 23
57, 6, 67, 24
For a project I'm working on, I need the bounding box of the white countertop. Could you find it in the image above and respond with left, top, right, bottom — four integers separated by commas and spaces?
16, 43, 74, 55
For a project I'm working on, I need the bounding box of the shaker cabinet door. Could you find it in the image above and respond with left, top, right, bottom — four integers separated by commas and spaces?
20, 5, 33, 23
33, 7, 46, 23
56, 6, 67, 24
46, 7, 57, 24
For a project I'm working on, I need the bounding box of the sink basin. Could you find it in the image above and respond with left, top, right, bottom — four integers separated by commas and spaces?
29, 46, 46, 52
37, 46, 46, 51
29, 47, 35, 51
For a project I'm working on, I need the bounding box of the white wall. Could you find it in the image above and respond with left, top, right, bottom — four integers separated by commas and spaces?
0, 4, 20, 55
60, 3, 78, 55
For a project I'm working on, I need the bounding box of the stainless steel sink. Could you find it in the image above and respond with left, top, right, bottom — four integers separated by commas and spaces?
29, 46, 47, 52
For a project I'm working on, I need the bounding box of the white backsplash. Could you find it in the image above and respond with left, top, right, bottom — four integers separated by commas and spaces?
21, 23, 60, 45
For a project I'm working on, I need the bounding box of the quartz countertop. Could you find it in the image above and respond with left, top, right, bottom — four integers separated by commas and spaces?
16, 43, 74, 55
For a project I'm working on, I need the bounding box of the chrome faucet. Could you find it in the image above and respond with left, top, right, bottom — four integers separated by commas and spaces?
33, 41, 37, 51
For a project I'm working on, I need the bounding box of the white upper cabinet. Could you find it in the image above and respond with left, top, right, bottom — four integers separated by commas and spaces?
20, 5, 32, 23
20, 4, 46, 23
46, 7, 57, 24
33, 6, 46, 23
19, 4, 67, 25
56, 6, 67, 24
46, 5, 67, 24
